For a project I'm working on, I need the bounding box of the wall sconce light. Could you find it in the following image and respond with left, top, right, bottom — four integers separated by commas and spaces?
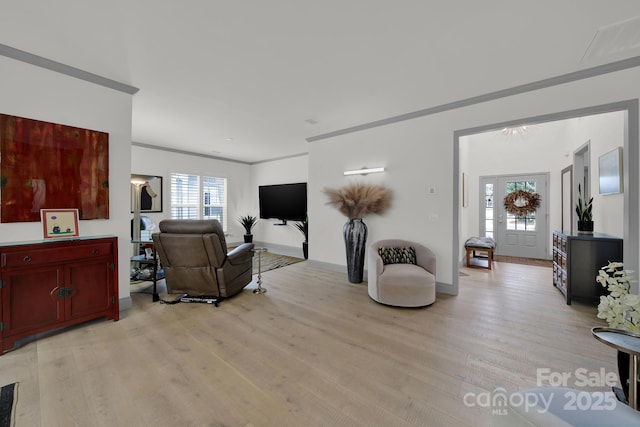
343, 167, 385, 176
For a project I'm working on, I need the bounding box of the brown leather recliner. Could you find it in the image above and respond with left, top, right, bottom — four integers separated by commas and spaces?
152, 219, 254, 299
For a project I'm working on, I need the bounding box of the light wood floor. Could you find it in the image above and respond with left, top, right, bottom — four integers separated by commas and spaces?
0, 261, 616, 426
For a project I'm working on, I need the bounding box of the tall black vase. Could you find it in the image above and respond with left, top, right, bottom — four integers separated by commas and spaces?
343, 218, 367, 283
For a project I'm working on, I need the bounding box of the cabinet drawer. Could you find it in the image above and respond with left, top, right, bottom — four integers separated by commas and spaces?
1, 242, 113, 267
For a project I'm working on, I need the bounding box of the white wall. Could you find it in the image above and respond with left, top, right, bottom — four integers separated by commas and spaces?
130, 149, 309, 256
309, 66, 640, 294
131, 145, 252, 245
250, 155, 308, 256
308, 118, 450, 271
564, 112, 626, 237
0, 56, 134, 306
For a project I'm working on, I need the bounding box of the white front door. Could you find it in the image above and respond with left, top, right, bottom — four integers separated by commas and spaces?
480, 174, 549, 259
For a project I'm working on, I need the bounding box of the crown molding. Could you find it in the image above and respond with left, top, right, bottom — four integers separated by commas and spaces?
0, 43, 139, 95
307, 55, 640, 142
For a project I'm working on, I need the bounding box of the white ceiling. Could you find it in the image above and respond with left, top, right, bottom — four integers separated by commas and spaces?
2, 1, 640, 163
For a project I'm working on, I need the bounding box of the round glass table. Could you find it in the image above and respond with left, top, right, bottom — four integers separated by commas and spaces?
592, 326, 640, 410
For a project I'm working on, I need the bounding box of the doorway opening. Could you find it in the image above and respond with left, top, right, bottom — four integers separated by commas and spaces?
479, 173, 549, 261
452, 100, 638, 296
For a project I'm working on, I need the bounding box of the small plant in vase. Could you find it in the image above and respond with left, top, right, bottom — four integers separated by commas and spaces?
575, 183, 593, 233
239, 215, 258, 243
294, 217, 309, 259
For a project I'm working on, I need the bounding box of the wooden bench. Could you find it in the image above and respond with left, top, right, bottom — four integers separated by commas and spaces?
465, 237, 496, 270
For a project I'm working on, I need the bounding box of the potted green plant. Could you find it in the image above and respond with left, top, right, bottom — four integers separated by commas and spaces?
575, 183, 593, 233
294, 217, 309, 259
239, 215, 258, 243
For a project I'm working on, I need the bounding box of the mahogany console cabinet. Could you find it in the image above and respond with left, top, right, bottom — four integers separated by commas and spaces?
0, 236, 119, 353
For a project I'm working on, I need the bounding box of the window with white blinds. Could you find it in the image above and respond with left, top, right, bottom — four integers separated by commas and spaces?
202, 176, 227, 229
170, 173, 227, 230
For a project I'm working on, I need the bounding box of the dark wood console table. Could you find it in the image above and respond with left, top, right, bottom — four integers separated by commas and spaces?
552, 231, 623, 305
0, 236, 119, 353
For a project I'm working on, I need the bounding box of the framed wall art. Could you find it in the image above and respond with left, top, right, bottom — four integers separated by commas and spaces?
598, 147, 623, 195
131, 174, 163, 213
0, 114, 109, 223
41, 209, 80, 238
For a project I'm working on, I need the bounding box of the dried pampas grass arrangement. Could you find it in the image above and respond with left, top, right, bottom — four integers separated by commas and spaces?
324, 182, 392, 219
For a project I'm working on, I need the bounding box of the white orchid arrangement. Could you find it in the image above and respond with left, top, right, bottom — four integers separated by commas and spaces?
596, 262, 640, 333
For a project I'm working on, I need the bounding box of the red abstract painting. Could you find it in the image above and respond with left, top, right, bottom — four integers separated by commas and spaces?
0, 114, 109, 222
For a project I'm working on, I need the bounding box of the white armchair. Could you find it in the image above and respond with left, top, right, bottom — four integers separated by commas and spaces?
367, 239, 436, 307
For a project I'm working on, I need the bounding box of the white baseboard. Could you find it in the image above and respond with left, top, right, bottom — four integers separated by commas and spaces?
251, 241, 305, 258
306, 259, 348, 274
119, 296, 132, 311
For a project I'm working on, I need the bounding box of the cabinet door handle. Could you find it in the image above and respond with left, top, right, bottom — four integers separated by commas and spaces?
23, 255, 31, 262
92, 248, 99, 255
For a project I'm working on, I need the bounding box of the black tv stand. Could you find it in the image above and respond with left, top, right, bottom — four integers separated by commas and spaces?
274, 220, 288, 226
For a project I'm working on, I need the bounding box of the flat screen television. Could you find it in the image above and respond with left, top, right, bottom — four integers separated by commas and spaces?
259, 182, 307, 222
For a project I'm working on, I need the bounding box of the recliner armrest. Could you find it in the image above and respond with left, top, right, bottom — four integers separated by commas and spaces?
226, 243, 254, 265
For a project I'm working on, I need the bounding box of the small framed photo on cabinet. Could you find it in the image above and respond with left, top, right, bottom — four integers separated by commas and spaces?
41, 209, 80, 238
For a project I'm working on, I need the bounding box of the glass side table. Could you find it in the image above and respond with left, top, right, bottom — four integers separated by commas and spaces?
592, 326, 640, 410
253, 247, 268, 294
131, 239, 162, 302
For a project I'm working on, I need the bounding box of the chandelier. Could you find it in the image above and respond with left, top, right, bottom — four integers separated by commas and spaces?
502, 126, 528, 136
